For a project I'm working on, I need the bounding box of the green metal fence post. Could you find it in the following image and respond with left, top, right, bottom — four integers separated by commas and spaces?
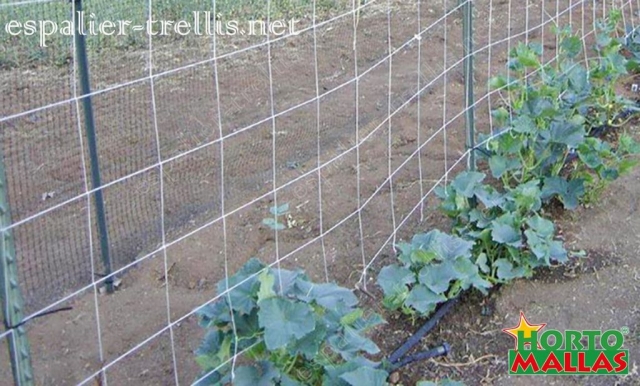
0, 147, 34, 386
73, 0, 113, 293
462, 0, 476, 171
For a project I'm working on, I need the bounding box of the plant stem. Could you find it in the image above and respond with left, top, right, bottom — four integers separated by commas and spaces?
609, 113, 637, 128
285, 354, 299, 375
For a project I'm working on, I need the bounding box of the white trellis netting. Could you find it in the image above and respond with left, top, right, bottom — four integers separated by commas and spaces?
0, 0, 638, 384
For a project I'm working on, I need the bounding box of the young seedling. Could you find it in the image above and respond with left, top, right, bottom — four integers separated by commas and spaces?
262, 203, 290, 231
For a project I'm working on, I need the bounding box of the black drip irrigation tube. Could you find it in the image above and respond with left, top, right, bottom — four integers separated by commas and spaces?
379, 296, 459, 371
390, 344, 450, 371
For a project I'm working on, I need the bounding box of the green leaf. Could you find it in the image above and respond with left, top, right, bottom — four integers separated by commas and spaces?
495, 259, 528, 281
578, 147, 603, 169
396, 241, 413, 264
561, 35, 582, 57
405, 284, 447, 314
431, 231, 474, 261
491, 107, 510, 125
353, 313, 385, 332
476, 253, 490, 273
439, 380, 467, 386
233, 310, 261, 348
195, 330, 230, 371
257, 271, 276, 302
216, 258, 265, 315
328, 326, 380, 360
515, 43, 540, 67
507, 57, 523, 71
340, 309, 364, 327
194, 370, 225, 386
452, 257, 492, 294
323, 362, 361, 386
233, 364, 277, 386
410, 231, 440, 250
451, 172, 486, 198
262, 217, 286, 230
468, 209, 495, 229
618, 133, 640, 154
410, 249, 439, 265
512, 115, 537, 134
418, 263, 459, 294
619, 158, 639, 175
454, 194, 470, 213
596, 31, 612, 48
626, 59, 640, 73
280, 374, 303, 386
489, 155, 521, 178
606, 51, 627, 74
198, 300, 231, 328
289, 320, 326, 358
526, 215, 554, 238
306, 282, 359, 310
257, 298, 315, 350
474, 185, 505, 208
492, 131, 524, 154
570, 114, 586, 126
541, 176, 585, 210
382, 290, 408, 311
340, 367, 389, 386
549, 240, 568, 263
491, 214, 523, 248
567, 65, 588, 92
510, 180, 543, 212
601, 168, 619, 181
523, 96, 554, 118
377, 265, 415, 296
540, 176, 566, 200
549, 120, 586, 148
270, 203, 290, 216
489, 75, 508, 90
524, 229, 551, 263
273, 268, 306, 296
530, 42, 544, 55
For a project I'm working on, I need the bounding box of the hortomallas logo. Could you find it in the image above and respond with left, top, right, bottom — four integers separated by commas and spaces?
502, 312, 629, 375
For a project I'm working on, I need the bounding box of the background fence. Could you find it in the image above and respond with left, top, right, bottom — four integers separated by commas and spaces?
0, 0, 637, 385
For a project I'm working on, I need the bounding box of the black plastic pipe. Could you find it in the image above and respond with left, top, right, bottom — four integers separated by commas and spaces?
388, 296, 459, 364
390, 343, 450, 371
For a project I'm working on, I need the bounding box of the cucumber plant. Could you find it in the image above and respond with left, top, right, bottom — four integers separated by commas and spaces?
436, 172, 568, 284
263, 203, 290, 230
377, 229, 491, 318
195, 258, 387, 386
377, 14, 639, 321
484, 11, 639, 208
569, 133, 640, 204
378, 170, 570, 319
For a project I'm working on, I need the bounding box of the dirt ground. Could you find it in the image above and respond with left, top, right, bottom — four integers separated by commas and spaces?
1, 0, 638, 385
